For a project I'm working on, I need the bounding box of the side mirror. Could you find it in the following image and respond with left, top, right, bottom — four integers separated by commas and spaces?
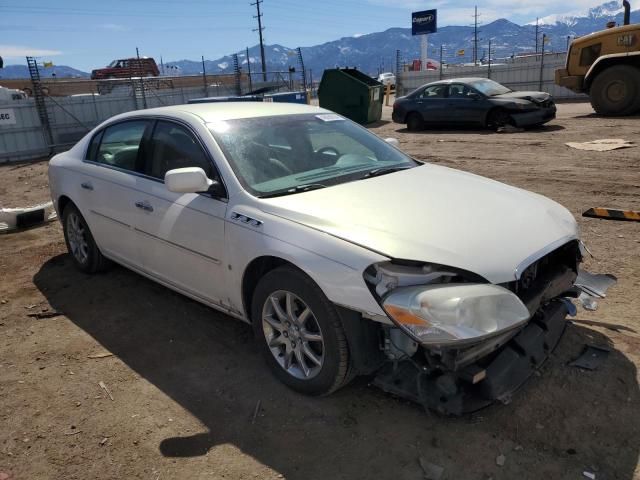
468, 92, 481, 100
165, 167, 215, 194
384, 137, 400, 147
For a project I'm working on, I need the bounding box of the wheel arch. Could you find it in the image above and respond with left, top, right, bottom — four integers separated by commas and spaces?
241, 254, 386, 376
241, 255, 302, 322
585, 53, 640, 90
57, 195, 74, 218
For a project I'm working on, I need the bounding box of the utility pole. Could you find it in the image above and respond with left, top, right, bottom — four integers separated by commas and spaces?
246, 47, 253, 92
539, 33, 546, 90
439, 45, 443, 80
201, 55, 207, 96
566, 35, 571, 52
251, 0, 267, 82
487, 39, 491, 78
473, 6, 481, 65
535, 18, 539, 54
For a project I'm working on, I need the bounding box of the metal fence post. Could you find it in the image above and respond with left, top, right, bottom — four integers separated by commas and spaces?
539, 34, 546, 91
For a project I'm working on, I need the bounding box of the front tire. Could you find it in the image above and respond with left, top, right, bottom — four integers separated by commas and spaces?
486, 108, 513, 130
590, 65, 640, 116
406, 112, 424, 131
62, 203, 109, 273
251, 266, 351, 395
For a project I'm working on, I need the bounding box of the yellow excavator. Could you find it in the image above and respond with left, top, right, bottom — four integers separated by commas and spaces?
556, 0, 640, 115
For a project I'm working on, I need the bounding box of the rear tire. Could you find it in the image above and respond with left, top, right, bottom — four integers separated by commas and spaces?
589, 65, 640, 116
406, 112, 424, 131
62, 203, 110, 274
251, 266, 351, 396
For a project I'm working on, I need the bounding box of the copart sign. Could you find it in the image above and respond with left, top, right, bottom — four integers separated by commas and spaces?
412, 9, 437, 35
0, 109, 16, 125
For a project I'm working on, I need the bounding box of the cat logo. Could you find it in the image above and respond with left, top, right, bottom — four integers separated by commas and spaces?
616, 34, 636, 46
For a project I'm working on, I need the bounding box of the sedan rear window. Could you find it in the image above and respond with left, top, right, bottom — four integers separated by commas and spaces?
209, 114, 416, 197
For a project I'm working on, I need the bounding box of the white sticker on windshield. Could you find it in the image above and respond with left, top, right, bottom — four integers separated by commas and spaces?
316, 113, 344, 122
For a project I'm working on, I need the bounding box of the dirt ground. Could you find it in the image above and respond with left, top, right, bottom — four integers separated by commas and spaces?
1, 103, 639, 480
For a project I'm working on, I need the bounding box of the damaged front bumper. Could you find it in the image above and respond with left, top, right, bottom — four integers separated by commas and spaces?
370, 267, 616, 415
510, 105, 557, 127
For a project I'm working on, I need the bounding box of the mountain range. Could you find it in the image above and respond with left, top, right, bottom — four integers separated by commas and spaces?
1, 1, 637, 80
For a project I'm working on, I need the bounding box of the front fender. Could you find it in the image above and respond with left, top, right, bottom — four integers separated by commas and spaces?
224, 205, 390, 321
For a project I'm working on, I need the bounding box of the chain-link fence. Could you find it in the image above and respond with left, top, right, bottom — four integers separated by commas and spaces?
0, 72, 307, 163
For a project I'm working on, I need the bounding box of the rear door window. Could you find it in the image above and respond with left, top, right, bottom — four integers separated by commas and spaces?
93, 120, 151, 173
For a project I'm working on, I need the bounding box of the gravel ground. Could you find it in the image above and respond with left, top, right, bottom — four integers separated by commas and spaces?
1, 103, 639, 480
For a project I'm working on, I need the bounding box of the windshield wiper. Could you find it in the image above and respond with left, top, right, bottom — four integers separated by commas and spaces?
361, 166, 413, 179
259, 183, 327, 198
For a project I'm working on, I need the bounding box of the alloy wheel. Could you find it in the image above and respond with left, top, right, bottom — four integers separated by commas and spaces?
66, 211, 89, 265
262, 290, 325, 380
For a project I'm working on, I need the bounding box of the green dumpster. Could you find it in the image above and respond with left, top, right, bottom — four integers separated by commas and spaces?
317, 68, 384, 124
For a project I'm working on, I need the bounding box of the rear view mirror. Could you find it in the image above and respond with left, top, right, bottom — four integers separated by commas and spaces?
165, 167, 214, 194
385, 137, 400, 147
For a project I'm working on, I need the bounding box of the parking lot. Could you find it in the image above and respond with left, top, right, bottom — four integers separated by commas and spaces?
1, 102, 639, 480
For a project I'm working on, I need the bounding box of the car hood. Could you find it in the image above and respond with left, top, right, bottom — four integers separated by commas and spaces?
259, 164, 577, 284
494, 91, 552, 104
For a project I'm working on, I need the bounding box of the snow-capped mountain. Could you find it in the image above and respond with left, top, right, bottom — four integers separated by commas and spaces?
2, 1, 637, 80
167, 1, 637, 78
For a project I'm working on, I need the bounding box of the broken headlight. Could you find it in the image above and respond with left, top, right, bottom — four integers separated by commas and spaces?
365, 262, 530, 347
383, 284, 530, 347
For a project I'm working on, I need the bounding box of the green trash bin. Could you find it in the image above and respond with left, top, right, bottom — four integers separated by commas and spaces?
317, 68, 384, 125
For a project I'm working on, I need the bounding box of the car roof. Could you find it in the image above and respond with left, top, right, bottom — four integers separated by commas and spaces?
424, 77, 493, 86
114, 101, 328, 123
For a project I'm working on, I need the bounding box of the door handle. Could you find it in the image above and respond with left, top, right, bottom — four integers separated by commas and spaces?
134, 201, 154, 212
80, 182, 93, 191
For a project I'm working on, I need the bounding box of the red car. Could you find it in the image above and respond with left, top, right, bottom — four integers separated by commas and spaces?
91, 58, 160, 80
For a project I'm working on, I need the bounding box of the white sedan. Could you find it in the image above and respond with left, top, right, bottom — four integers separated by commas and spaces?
48, 102, 613, 414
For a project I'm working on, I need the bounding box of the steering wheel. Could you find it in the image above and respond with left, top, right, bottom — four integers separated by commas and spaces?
267, 157, 293, 176
316, 146, 341, 157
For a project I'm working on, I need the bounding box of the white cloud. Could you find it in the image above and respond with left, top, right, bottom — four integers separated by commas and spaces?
0, 45, 62, 58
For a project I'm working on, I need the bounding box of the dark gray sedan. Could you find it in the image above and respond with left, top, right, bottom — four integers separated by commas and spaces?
392, 78, 556, 131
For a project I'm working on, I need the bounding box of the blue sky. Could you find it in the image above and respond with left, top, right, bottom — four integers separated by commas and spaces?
1, 0, 608, 71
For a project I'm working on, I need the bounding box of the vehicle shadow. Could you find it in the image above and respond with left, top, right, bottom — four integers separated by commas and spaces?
34, 255, 640, 480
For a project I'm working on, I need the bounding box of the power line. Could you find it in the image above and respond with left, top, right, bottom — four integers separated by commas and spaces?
251, 0, 267, 82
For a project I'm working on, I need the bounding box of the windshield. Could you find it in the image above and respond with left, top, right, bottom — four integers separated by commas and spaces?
107, 60, 118, 68
468, 79, 511, 96
209, 113, 417, 197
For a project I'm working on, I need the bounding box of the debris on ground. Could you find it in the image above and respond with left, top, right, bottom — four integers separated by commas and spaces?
571, 319, 636, 333
565, 139, 635, 151
100, 437, 109, 446
27, 311, 63, 319
251, 399, 261, 424
98, 381, 114, 401
569, 345, 611, 370
497, 125, 524, 133
88, 352, 114, 359
496, 454, 506, 467
418, 457, 444, 480
583, 471, 596, 479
